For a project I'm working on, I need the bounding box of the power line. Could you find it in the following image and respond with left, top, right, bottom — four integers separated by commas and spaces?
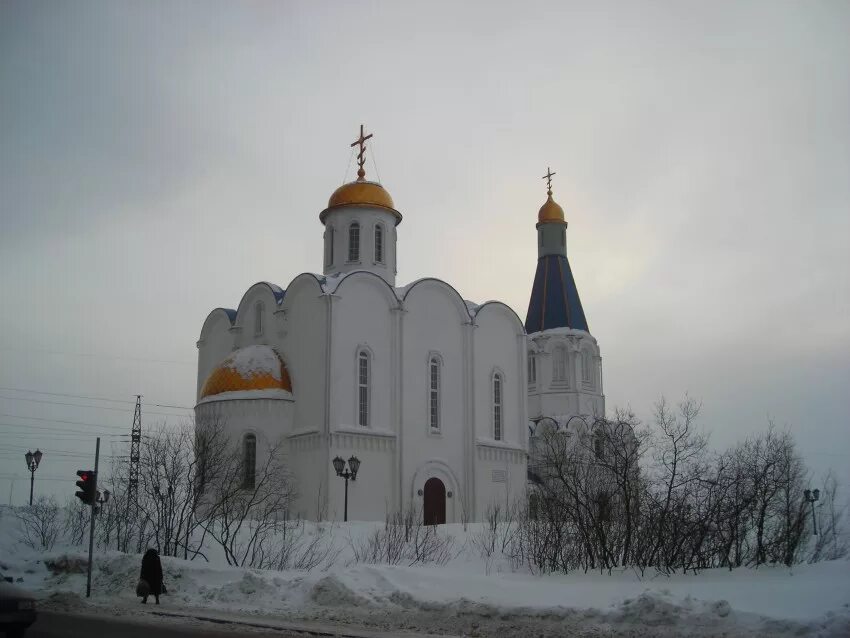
0, 421, 130, 436
0, 395, 190, 417
0, 432, 128, 442
0, 474, 103, 482
0, 387, 194, 410
0, 413, 128, 430
0, 387, 134, 405
0, 450, 126, 460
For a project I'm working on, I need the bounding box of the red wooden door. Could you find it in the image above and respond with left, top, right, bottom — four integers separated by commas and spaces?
423, 477, 446, 525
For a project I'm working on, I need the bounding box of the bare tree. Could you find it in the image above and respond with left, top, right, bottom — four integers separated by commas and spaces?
200, 436, 297, 567
16, 496, 62, 551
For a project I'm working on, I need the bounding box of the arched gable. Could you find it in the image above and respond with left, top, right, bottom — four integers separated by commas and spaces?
473, 301, 526, 335
331, 270, 401, 309
279, 272, 325, 315
234, 281, 286, 328
402, 278, 472, 325
199, 307, 236, 342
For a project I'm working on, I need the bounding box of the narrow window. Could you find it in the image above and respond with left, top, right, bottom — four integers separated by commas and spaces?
527, 354, 536, 385
325, 226, 334, 267
597, 491, 611, 521
374, 224, 384, 263
358, 351, 369, 427
254, 301, 264, 336
493, 373, 503, 441
243, 434, 256, 489
348, 222, 360, 262
553, 346, 567, 383
429, 356, 440, 430
582, 351, 592, 385
593, 432, 604, 460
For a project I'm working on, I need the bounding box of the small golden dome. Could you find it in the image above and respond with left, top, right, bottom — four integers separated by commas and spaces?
320, 180, 402, 225
330, 180, 394, 209
200, 345, 292, 399
538, 193, 566, 224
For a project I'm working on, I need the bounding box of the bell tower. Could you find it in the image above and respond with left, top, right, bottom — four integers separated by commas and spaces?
318, 125, 401, 286
525, 169, 604, 420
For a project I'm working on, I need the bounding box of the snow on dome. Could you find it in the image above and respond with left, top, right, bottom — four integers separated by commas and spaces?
200, 345, 292, 399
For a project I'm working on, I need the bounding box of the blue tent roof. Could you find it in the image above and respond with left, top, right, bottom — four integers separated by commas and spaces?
524, 254, 589, 334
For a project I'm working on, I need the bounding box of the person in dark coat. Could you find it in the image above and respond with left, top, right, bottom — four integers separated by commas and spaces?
139, 548, 163, 604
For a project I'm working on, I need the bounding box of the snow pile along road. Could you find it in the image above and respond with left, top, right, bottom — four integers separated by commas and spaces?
1, 511, 848, 637
2, 549, 847, 637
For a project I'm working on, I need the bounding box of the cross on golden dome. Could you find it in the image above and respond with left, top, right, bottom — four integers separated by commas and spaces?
542, 167, 556, 195
351, 124, 373, 181
538, 166, 565, 224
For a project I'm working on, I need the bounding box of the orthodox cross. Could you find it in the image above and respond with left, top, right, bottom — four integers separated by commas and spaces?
542, 167, 556, 195
351, 124, 373, 180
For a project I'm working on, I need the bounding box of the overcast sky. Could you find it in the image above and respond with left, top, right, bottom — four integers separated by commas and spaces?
1, 1, 848, 505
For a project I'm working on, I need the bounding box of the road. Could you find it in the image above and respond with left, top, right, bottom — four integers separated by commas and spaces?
26, 610, 329, 637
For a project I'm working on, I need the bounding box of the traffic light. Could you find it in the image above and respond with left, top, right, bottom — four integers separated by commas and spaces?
75, 470, 97, 505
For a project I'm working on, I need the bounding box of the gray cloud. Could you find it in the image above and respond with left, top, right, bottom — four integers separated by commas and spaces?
1, 0, 847, 502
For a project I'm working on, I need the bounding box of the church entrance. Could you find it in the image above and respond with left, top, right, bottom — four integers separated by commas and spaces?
423, 477, 446, 525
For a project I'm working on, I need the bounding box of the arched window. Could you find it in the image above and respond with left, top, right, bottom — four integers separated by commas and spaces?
357, 350, 370, 427
325, 225, 334, 267
254, 301, 264, 336
493, 373, 503, 441
374, 224, 384, 264
596, 490, 611, 521
242, 434, 256, 489
429, 355, 441, 431
552, 345, 568, 384
527, 354, 536, 385
348, 222, 360, 262
582, 351, 593, 386
593, 431, 604, 459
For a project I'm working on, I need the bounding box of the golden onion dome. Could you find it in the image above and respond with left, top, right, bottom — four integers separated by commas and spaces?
319, 179, 402, 225
200, 345, 292, 400
538, 193, 566, 224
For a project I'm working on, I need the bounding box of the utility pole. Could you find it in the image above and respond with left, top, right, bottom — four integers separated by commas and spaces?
86, 437, 100, 598
125, 395, 142, 551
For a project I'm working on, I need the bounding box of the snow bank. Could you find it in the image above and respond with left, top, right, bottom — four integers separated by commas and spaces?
1, 508, 848, 637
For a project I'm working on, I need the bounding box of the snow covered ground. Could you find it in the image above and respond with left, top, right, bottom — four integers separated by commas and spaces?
1, 507, 848, 637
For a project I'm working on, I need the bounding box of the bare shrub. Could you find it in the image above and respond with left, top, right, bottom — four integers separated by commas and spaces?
16, 496, 62, 550
62, 498, 90, 547
520, 395, 843, 575
201, 437, 297, 567
350, 505, 455, 567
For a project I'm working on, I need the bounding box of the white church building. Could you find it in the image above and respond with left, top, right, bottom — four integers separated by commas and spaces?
195, 130, 604, 523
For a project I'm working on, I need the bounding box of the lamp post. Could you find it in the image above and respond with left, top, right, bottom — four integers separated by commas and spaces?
804, 488, 820, 535
24, 450, 43, 506
332, 455, 361, 522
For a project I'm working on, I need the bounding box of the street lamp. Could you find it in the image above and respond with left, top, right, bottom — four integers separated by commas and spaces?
332, 455, 361, 522
24, 450, 43, 506
804, 488, 820, 535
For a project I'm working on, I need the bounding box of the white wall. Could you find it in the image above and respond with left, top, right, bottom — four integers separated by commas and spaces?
401, 280, 469, 523
472, 303, 527, 518
326, 272, 399, 521
196, 271, 530, 523
278, 274, 329, 519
